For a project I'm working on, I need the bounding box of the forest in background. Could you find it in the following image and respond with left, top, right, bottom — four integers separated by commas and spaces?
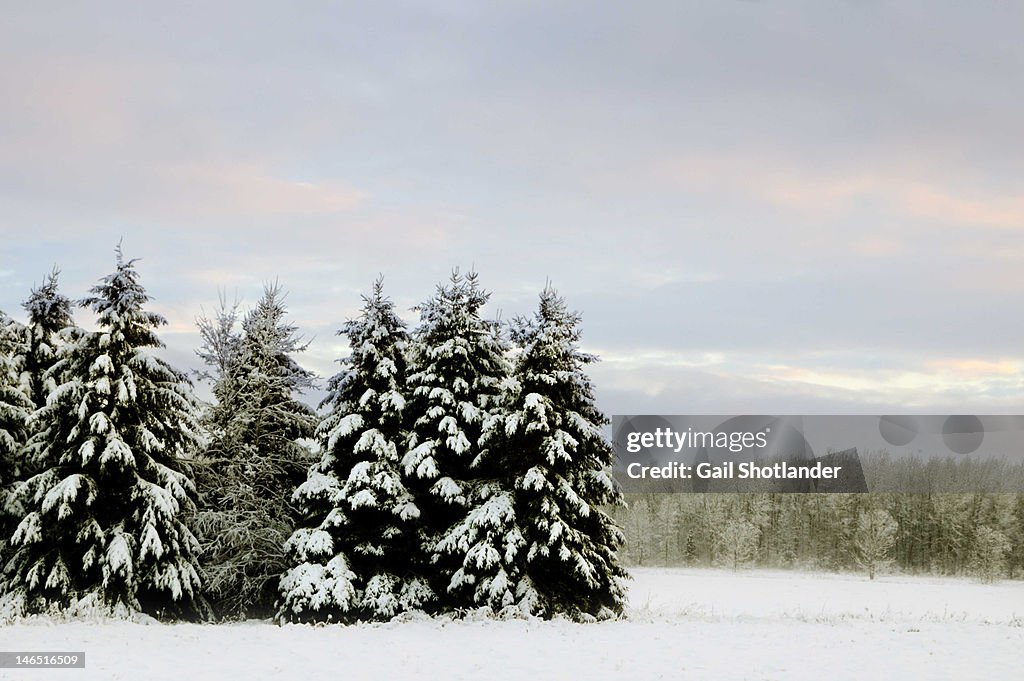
613, 484, 1024, 582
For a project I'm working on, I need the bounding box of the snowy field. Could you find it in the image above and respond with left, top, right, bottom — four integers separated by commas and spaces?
2, 568, 1022, 681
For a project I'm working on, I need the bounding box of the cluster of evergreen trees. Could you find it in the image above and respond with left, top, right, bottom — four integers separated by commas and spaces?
0, 251, 627, 622
277, 272, 626, 622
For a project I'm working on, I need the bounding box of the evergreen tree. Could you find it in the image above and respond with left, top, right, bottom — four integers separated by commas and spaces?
403, 270, 513, 611
432, 474, 525, 613
18, 268, 75, 410
492, 285, 628, 620
192, 283, 317, 619
16, 269, 77, 475
1, 312, 32, 555
279, 278, 431, 622
1, 248, 205, 618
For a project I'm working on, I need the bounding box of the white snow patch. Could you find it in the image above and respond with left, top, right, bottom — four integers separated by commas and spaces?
1, 569, 1021, 680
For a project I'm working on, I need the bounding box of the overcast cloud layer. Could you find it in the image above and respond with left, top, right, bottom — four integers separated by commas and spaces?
2, 1, 1023, 416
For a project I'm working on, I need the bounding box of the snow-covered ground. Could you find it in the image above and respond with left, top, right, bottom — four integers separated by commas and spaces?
629, 567, 1024, 623
2, 568, 1021, 681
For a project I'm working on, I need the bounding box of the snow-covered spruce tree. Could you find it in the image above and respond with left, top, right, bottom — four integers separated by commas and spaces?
403, 270, 517, 613
279, 278, 432, 622
431, 446, 526, 613
2, 249, 205, 619
18, 268, 75, 411
16, 269, 79, 481
1, 313, 32, 558
489, 285, 628, 620
192, 283, 317, 619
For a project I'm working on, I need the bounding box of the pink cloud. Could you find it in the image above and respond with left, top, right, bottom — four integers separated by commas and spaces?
924, 358, 1021, 378
153, 162, 368, 217
901, 184, 1024, 230
664, 154, 1024, 231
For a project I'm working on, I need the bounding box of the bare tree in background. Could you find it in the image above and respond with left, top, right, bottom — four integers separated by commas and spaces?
191, 283, 317, 619
716, 517, 759, 571
853, 509, 897, 580
969, 526, 1011, 584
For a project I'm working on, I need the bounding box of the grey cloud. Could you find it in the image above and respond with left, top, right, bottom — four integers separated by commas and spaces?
2, 1, 1023, 414
576, 266, 1024, 356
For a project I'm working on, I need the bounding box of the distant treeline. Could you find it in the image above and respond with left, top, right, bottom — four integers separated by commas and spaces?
613, 485, 1024, 582
860, 450, 1024, 493
613, 439, 1024, 581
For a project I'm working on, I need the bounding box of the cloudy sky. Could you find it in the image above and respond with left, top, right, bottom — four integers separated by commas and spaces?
2, 1, 1023, 415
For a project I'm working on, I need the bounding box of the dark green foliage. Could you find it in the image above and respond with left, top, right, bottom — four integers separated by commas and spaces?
19, 268, 75, 411
2, 249, 205, 619
280, 278, 432, 623
0, 313, 33, 554
402, 271, 513, 610
491, 285, 628, 619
